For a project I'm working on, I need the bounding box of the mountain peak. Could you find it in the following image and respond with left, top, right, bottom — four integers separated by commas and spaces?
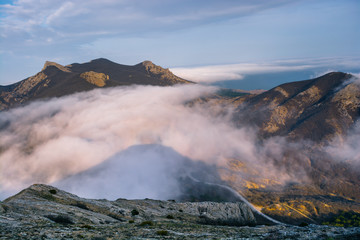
141, 60, 155, 67
135, 60, 192, 84
42, 61, 71, 72
137, 60, 169, 74
89, 58, 114, 64
0, 58, 192, 110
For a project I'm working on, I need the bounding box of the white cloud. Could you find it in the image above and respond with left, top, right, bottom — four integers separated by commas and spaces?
310, 69, 336, 79
326, 120, 360, 165
0, 84, 301, 199
45, 2, 76, 25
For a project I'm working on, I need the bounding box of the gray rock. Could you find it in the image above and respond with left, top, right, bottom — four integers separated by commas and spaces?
194, 202, 255, 226
2, 184, 255, 226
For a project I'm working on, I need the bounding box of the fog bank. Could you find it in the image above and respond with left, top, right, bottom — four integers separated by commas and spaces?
0, 83, 352, 200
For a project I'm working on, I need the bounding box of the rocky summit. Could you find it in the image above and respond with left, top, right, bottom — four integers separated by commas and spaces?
1, 184, 360, 239
0, 58, 192, 110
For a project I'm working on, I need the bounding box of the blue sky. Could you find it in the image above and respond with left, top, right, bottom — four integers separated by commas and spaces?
0, 0, 359, 87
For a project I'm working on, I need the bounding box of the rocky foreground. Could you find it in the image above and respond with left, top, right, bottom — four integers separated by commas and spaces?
1, 184, 360, 239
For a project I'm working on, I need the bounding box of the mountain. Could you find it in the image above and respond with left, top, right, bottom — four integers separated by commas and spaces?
202, 72, 360, 225
0, 58, 192, 110
231, 72, 359, 142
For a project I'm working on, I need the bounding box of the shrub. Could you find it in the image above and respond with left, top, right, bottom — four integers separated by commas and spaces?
299, 222, 309, 227
129, 220, 134, 223
49, 189, 57, 194
80, 224, 94, 229
46, 215, 74, 225
131, 209, 139, 216
166, 215, 174, 219
72, 202, 89, 210
41, 193, 56, 201
156, 230, 169, 236
139, 220, 154, 226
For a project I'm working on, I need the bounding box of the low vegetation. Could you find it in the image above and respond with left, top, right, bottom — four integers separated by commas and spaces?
49, 189, 57, 194
156, 230, 169, 236
139, 220, 154, 226
322, 211, 360, 227
131, 209, 139, 216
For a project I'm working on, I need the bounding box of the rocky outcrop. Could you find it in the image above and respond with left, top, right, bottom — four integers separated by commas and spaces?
42, 61, 71, 72
80, 71, 109, 87
1, 184, 256, 226
139, 60, 191, 84
190, 202, 254, 226
0, 72, 49, 108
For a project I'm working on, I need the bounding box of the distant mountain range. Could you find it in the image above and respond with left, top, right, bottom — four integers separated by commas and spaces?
0, 58, 192, 110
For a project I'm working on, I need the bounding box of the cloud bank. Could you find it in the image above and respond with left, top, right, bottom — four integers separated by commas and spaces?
0, 84, 301, 200
1, 82, 358, 200
171, 57, 360, 83
171, 63, 312, 83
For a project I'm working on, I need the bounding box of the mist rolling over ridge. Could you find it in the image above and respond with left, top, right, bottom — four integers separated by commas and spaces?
0, 53, 360, 230
0, 84, 291, 199
0, 76, 359, 203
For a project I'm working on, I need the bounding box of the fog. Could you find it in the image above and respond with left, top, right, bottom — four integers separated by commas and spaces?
326, 121, 360, 166
0, 84, 313, 200
56, 144, 190, 200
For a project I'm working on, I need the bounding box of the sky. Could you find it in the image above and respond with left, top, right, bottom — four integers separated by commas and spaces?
0, 0, 359, 88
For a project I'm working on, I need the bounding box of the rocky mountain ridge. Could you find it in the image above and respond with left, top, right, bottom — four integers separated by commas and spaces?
230, 72, 359, 142
0, 58, 192, 110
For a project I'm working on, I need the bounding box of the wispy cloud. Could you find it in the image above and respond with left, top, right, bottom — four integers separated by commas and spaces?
0, 0, 291, 47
